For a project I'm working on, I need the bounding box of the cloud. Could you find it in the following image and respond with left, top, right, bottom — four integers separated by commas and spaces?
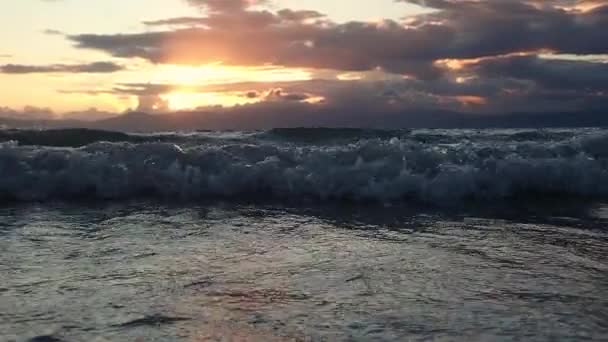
186, 0, 267, 12
7, 73, 608, 129
0, 106, 57, 120
136, 94, 170, 113
143, 17, 209, 26
65, 48, 608, 115
0, 106, 118, 122
397, 0, 608, 56
0, 61, 125, 74
263, 88, 311, 102
99, 94, 607, 131
467, 54, 608, 92
69, 0, 608, 80
45, 0, 608, 126
61, 108, 121, 121
43, 29, 64, 35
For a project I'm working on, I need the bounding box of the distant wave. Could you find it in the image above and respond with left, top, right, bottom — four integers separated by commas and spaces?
1, 128, 607, 203
260, 127, 411, 143
0, 128, 165, 147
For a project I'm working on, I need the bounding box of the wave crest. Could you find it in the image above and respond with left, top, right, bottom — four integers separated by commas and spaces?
1, 129, 607, 203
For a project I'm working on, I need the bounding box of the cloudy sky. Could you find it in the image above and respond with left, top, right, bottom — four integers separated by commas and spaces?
1, 0, 607, 126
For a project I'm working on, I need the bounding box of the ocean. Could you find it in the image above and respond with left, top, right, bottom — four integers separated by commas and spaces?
1, 128, 607, 341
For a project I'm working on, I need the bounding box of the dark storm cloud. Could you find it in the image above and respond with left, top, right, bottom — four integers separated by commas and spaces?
0, 61, 124, 74
397, 0, 608, 56
69, 3, 447, 78
69, 24, 444, 79
467, 54, 608, 91
69, 0, 608, 79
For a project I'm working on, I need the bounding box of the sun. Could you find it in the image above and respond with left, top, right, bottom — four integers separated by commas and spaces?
145, 63, 313, 110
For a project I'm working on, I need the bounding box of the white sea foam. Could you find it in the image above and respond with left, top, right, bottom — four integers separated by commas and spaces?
0, 128, 607, 203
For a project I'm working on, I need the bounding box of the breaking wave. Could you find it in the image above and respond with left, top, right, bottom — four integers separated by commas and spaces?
1, 128, 607, 203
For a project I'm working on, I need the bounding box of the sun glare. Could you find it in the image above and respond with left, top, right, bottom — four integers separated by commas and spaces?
151, 64, 312, 86
164, 91, 258, 110
144, 64, 314, 110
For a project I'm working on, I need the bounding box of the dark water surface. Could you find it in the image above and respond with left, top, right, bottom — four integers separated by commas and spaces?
2, 200, 607, 341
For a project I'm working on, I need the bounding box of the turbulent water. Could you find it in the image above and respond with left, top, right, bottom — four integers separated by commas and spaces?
1, 128, 608, 341
1, 127, 608, 203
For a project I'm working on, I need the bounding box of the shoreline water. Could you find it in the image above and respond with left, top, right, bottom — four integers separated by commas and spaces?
2, 200, 607, 341
2, 128, 608, 341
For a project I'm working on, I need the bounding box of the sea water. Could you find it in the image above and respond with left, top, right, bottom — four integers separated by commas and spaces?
1, 128, 607, 341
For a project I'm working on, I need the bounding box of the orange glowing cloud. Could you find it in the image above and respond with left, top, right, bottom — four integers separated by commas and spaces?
455, 96, 487, 106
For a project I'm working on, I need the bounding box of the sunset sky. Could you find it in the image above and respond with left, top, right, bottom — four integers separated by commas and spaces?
1, 0, 607, 126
